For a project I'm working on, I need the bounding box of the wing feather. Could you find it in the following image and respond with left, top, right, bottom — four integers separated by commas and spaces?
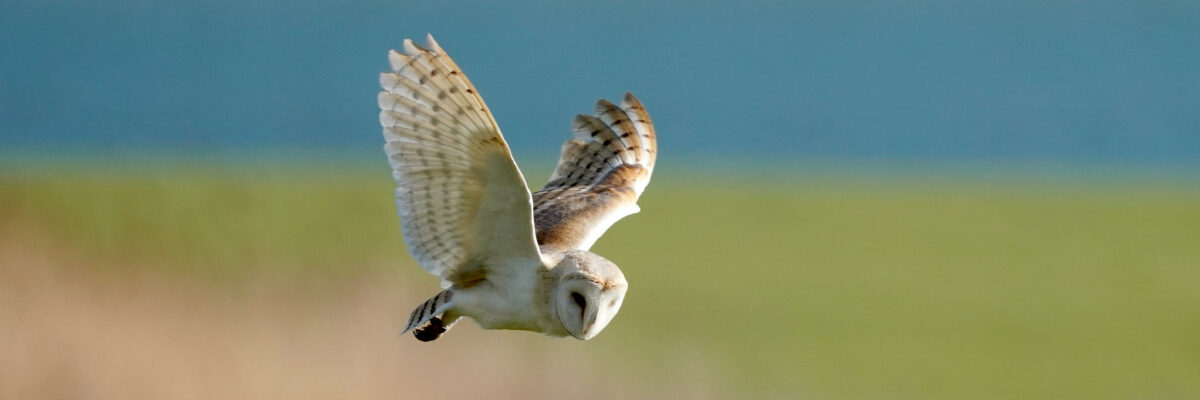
533, 93, 657, 250
379, 34, 542, 284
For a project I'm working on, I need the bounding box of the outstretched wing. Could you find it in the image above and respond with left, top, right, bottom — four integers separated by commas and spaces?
533, 93, 657, 251
378, 34, 542, 285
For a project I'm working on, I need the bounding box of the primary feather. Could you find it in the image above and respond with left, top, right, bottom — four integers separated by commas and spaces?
533, 93, 658, 251
378, 35, 542, 286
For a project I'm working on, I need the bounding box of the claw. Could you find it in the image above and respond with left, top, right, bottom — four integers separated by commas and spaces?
413, 317, 446, 342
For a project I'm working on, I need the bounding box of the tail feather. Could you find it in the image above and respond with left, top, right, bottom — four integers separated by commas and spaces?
402, 290, 454, 336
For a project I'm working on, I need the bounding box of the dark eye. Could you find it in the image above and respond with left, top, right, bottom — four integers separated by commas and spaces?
571, 292, 587, 309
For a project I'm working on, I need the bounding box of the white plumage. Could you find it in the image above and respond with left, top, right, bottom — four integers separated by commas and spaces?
378, 35, 657, 342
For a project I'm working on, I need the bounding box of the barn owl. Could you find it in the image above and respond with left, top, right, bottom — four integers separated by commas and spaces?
377, 34, 657, 342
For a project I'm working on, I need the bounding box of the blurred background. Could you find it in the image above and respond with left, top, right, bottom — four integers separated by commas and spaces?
2, 1, 1198, 399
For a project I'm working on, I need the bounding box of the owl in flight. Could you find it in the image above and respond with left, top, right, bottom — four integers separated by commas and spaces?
377, 35, 657, 341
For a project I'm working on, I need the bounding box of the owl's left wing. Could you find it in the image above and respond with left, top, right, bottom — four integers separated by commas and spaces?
379, 35, 542, 286
533, 94, 657, 251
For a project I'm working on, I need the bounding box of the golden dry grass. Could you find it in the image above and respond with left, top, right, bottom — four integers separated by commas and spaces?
0, 226, 720, 399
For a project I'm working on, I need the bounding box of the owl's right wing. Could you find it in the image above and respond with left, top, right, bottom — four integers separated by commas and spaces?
532, 93, 657, 251
378, 35, 542, 286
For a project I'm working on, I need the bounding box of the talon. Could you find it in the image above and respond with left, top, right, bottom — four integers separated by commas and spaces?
413, 317, 446, 342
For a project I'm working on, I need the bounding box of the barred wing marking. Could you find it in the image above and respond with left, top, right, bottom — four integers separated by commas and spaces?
533, 93, 657, 250
379, 34, 542, 284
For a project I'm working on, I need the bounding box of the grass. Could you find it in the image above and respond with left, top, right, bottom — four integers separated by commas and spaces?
2, 163, 1199, 399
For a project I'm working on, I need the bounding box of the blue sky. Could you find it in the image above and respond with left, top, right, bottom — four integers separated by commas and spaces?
2, 1, 1198, 168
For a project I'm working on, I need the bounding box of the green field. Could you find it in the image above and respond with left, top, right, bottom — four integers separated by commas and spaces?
2, 164, 1198, 399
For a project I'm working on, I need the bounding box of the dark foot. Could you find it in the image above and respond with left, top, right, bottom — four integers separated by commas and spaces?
414, 317, 446, 342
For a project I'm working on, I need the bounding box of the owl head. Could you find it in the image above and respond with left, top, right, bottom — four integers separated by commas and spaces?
553, 251, 628, 340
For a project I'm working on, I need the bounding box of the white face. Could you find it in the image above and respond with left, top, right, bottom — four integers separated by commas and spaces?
556, 274, 627, 340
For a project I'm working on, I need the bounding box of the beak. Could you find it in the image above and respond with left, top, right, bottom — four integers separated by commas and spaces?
568, 309, 598, 340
